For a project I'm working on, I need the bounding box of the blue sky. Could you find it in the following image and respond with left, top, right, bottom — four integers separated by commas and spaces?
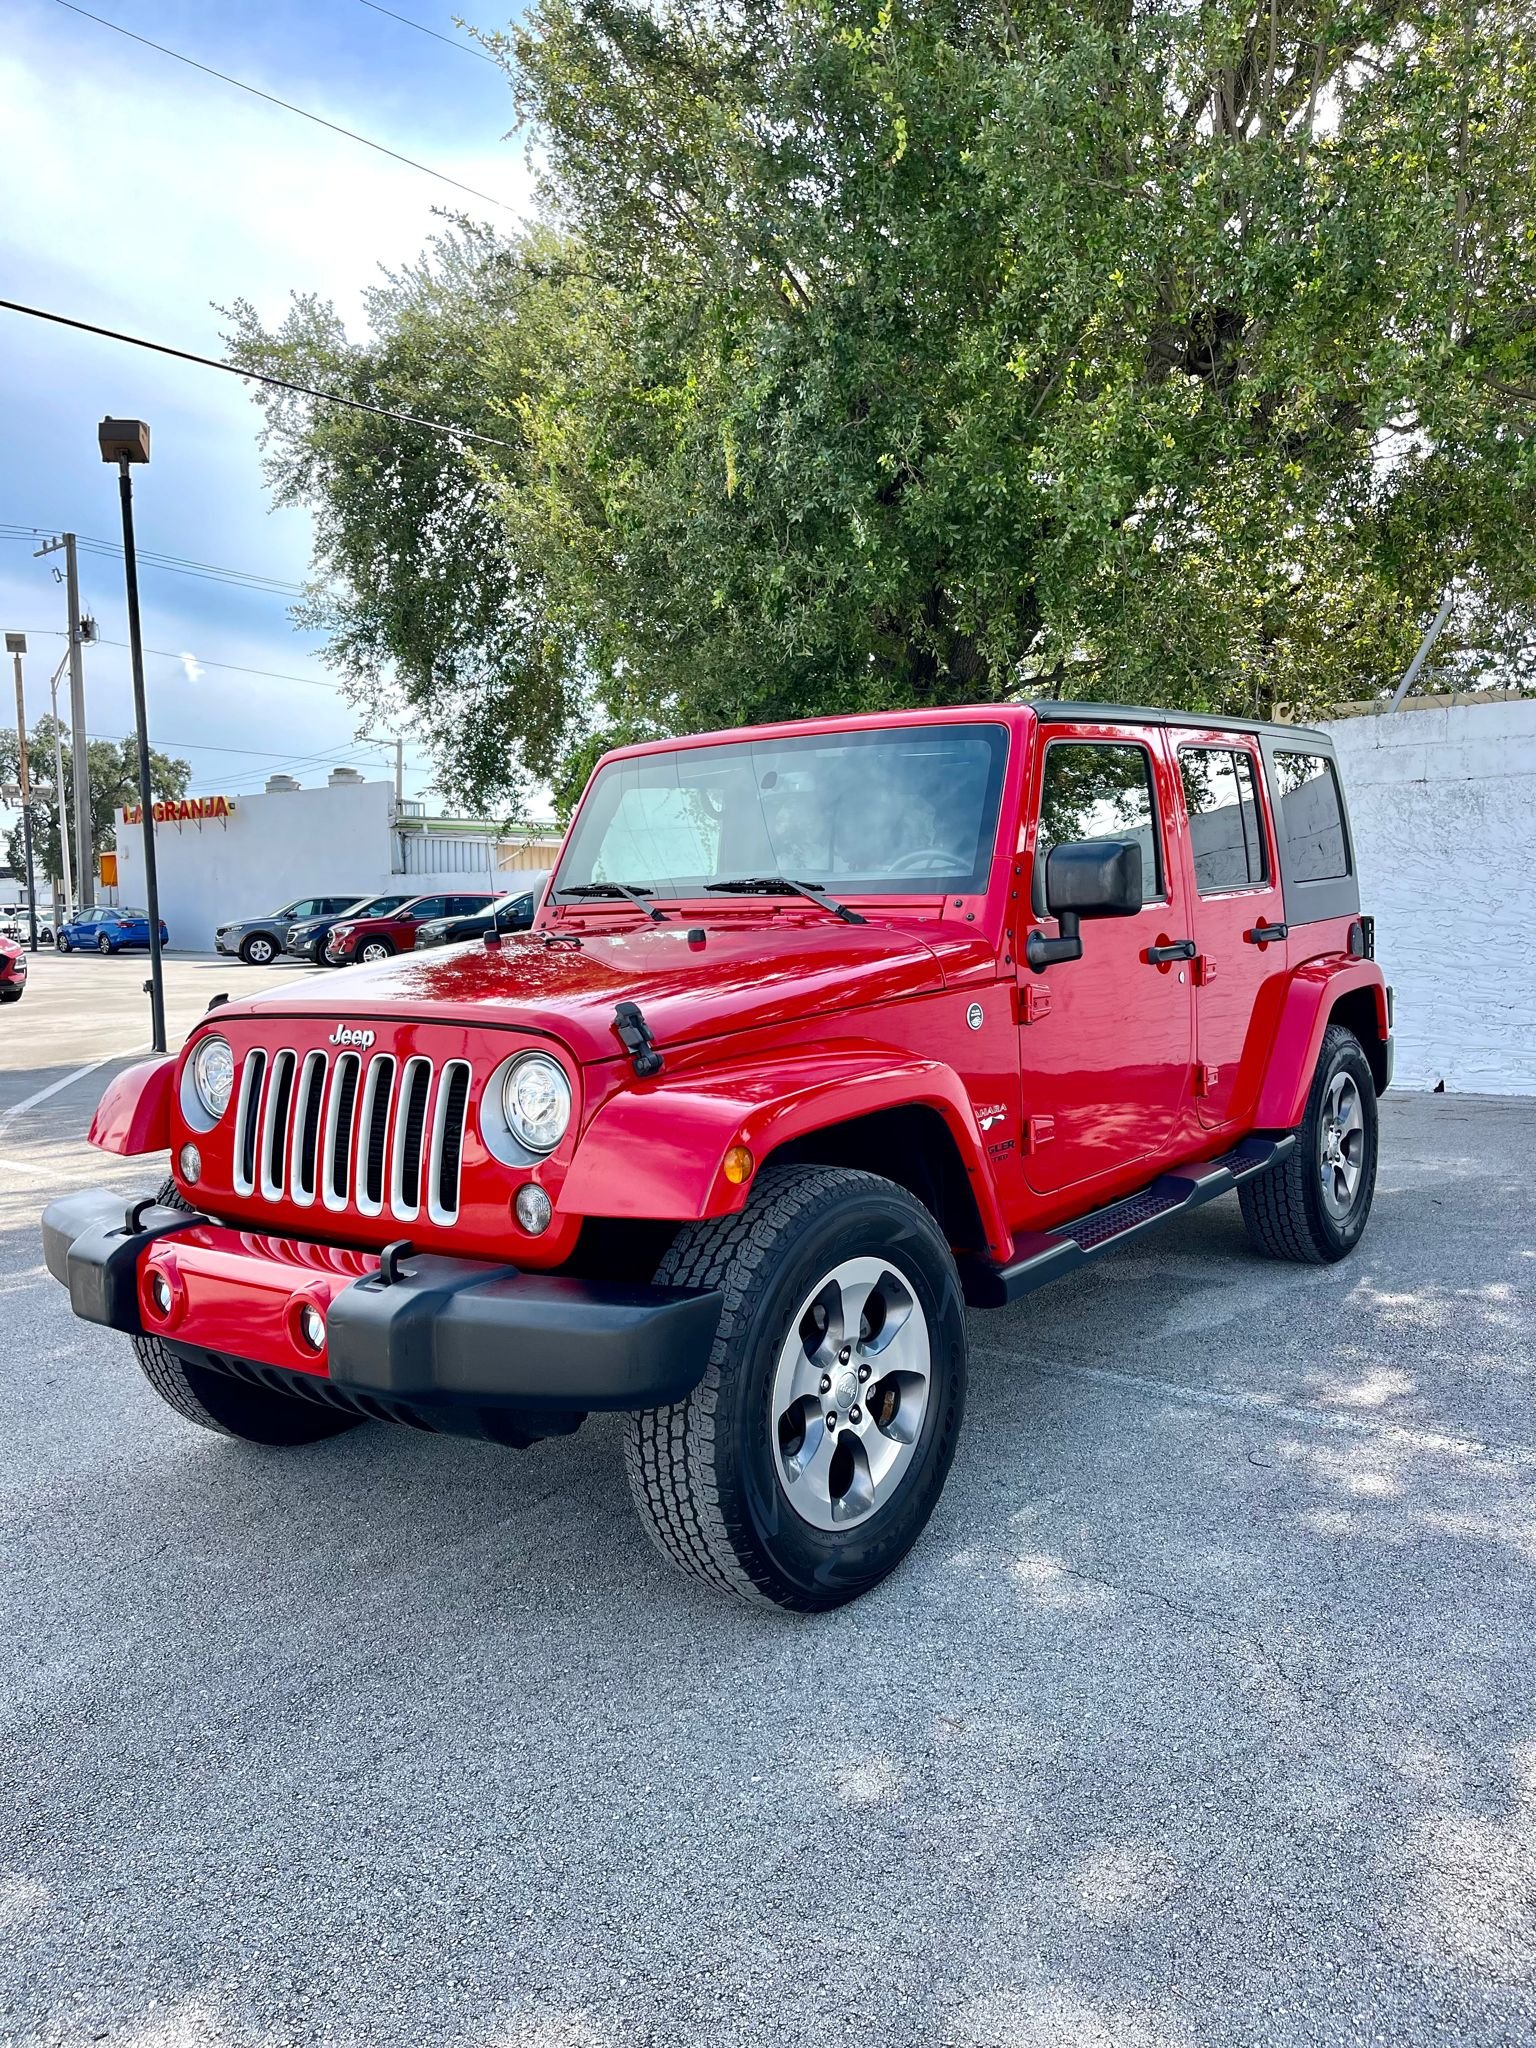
1, 0, 531, 823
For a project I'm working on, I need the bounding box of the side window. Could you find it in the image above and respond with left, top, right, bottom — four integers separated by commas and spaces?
1036, 741, 1163, 907
1274, 752, 1349, 882
448, 895, 487, 916
1180, 747, 1269, 892
409, 897, 447, 920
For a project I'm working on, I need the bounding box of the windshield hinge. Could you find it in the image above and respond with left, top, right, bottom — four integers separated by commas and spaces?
613, 1001, 664, 1078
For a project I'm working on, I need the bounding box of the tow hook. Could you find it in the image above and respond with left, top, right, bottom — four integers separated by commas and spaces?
377, 1239, 416, 1287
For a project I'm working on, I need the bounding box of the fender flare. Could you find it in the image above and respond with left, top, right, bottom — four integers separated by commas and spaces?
560, 1046, 1014, 1262
1253, 956, 1389, 1132
89, 1055, 175, 1156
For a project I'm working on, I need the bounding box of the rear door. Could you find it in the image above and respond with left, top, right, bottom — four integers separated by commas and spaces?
1019, 724, 1195, 1198
1174, 736, 1288, 1128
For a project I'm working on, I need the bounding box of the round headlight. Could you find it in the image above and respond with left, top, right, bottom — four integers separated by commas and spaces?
190, 1034, 235, 1120
502, 1053, 571, 1155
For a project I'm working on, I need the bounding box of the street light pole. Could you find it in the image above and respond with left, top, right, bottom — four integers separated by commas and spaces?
98, 418, 166, 1054
5, 632, 39, 950
37, 532, 96, 908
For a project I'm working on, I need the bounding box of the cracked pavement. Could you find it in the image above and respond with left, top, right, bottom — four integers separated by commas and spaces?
3, 952, 1535, 2047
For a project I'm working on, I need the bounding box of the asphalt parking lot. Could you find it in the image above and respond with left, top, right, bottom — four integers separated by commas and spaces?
3, 951, 1534, 2047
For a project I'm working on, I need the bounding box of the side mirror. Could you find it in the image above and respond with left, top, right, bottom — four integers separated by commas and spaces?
1026, 839, 1143, 971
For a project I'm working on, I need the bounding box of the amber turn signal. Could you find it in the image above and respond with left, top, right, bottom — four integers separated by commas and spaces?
723, 1144, 754, 1185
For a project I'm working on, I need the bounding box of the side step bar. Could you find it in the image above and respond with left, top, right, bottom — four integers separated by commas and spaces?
961, 1135, 1295, 1309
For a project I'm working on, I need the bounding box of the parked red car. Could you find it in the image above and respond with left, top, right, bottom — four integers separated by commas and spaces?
0, 933, 26, 1003
44, 703, 1390, 1609
323, 890, 498, 965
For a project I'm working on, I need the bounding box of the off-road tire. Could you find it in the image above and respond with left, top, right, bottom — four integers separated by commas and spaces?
359, 939, 394, 964
130, 1180, 361, 1445
1239, 1023, 1378, 1264
624, 1164, 967, 1610
239, 932, 277, 965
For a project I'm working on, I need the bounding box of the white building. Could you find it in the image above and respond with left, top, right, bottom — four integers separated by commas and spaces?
1321, 692, 1536, 1095
114, 768, 561, 953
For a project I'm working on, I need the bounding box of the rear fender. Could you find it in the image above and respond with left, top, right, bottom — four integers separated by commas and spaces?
88, 1056, 176, 1155
560, 1048, 1013, 1262
1254, 958, 1389, 1131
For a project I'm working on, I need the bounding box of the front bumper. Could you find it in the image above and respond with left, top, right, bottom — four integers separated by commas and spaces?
42, 1188, 722, 1429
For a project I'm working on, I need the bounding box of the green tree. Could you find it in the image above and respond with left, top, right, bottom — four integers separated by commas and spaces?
0, 720, 190, 895
229, 0, 1536, 811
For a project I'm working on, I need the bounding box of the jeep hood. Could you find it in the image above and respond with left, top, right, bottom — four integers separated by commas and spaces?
228, 920, 960, 1063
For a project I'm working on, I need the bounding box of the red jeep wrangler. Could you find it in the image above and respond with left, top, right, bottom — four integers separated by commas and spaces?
43, 705, 1390, 1609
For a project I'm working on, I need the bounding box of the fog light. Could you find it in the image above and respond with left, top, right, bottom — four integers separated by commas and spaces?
514, 1183, 552, 1235
723, 1144, 754, 1186
148, 1270, 172, 1317
178, 1142, 201, 1183
298, 1303, 326, 1352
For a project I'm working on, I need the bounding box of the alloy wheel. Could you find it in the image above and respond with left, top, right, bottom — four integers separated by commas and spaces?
769, 1255, 932, 1530
1319, 1069, 1366, 1219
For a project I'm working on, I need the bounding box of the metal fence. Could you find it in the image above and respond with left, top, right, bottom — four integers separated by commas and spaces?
397, 834, 496, 875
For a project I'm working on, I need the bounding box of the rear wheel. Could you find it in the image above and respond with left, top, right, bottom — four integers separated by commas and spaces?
625, 1165, 967, 1610
130, 1180, 362, 1446
1239, 1023, 1378, 1263
239, 932, 276, 965
96, 934, 114, 955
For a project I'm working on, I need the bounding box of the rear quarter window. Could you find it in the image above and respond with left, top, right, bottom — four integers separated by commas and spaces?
1274, 752, 1349, 882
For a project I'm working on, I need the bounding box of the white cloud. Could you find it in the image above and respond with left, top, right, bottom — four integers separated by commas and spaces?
177, 650, 204, 684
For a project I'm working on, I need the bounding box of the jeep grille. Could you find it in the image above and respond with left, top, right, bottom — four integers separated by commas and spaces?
233, 1045, 474, 1225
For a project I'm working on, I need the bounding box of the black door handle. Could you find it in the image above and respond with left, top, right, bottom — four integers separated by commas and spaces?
1144, 939, 1197, 964
1244, 920, 1288, 945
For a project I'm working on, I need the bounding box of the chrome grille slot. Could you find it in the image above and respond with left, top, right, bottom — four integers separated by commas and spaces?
357, 1055, 396, 1216
391, 1057, 433, 1220
289, 1050, 328, 1205
259, 1051, 297, 1201
233, 1049, 268, 1196
324, 1052, 361, 1209
428, 1060, 472, 1225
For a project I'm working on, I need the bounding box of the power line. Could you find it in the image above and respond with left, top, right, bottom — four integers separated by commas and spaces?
357, 0, 498, 65
1, 525, 304, 597
52, 0, 519, 216
14, 627, 351, 693
0, 299, 518, 453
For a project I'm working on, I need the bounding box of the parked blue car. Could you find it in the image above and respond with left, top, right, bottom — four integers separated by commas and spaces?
55, 907, 169, 955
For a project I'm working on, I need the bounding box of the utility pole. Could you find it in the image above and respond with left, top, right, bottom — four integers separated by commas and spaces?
396, 734, 404, 808
5, 633, 38, 950
36, 533, 94, 907
47, 651, 75, 915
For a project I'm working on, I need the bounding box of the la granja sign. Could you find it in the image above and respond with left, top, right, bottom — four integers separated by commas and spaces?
121, 794, 237, 827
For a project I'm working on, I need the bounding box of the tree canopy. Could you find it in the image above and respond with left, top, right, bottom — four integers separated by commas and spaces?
0, 721, 190, 894
228, 0, 1536, 813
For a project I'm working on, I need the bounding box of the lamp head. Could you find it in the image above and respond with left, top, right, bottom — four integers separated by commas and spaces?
98, 418, 151, 464
4, 633, 25, 656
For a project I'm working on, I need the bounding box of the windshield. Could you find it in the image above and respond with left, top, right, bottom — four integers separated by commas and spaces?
556, 726, 1008, 899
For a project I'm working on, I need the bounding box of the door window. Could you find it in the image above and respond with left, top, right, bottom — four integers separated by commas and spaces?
1274, 753, 1349, 881
407, 897, 448, 920
448, 895, 491, 916
1180, 748, 1268, 893
1036, 741, 1163, 905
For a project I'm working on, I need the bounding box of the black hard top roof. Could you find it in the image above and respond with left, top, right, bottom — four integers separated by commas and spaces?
1025, 700, 1333, 747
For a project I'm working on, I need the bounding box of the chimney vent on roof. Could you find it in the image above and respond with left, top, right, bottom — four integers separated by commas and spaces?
327, 765, 365, 786
264, 773, 300, 794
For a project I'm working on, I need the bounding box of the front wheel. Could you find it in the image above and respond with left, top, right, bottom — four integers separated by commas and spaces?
1239, 1022, 1378, 1263
625, 1165, 967, 1610
56, 933, 70, 953
97, 934, 114, 955
358, 939, 393, 964
240, 933, 276, 965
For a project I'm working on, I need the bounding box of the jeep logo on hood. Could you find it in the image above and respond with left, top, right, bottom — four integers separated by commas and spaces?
328, 1023, 376, 1049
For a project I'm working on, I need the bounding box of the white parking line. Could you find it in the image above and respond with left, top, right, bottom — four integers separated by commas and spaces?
0, 1048, 151, 1137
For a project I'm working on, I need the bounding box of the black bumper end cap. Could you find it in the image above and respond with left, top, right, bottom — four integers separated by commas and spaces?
41, 1188, 201, 1333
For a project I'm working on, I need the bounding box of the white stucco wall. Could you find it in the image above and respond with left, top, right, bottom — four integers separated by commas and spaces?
1321, 698, 1536, 1095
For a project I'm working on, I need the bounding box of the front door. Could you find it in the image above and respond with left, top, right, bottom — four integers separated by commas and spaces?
1019, 726, 1195, 1199
1174, 737, 1290, 1128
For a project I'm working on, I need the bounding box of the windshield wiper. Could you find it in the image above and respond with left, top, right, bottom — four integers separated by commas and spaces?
555, 881, 666, 923
704, 876, 866, 925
